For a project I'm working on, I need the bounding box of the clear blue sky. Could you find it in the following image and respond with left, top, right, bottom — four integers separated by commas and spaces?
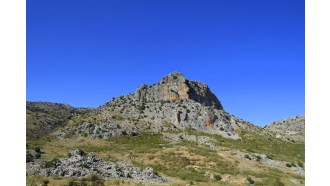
27, 0, 304, 126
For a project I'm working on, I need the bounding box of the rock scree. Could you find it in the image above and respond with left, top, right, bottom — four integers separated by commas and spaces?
26, 149, 164, 183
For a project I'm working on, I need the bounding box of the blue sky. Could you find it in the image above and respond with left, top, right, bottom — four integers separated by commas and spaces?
27, 0, 304, 126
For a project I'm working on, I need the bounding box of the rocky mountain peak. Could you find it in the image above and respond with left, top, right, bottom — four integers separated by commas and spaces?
134, 71, 223, 110
160, 71, 186, 84
94, 72, 237, 139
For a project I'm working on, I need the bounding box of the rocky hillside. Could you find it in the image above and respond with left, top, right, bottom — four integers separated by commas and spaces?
265, 116, 305, 142
26, 101, 92, 139
26, 72, 305, 186
56, 72, 257, 140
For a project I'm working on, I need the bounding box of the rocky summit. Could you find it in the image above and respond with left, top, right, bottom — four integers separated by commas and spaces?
93, 71, 248, 139
26, 71, 305, 186
135, 72, 223, 109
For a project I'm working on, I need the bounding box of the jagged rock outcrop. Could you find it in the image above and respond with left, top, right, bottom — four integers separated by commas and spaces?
27, 149, 164, 183
135, 72, 223, 109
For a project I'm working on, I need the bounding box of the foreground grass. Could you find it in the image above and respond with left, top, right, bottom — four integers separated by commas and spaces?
27, 132, 304, 186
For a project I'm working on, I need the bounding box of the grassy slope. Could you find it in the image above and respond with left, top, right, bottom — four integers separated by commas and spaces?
27, 129, 304, 186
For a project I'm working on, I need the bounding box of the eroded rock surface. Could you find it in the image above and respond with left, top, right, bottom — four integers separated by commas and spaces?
27, 149, 164, 183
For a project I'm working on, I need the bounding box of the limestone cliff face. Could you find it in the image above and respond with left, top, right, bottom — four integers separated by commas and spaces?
135, 72, 223, 110
92, 71, 242, 139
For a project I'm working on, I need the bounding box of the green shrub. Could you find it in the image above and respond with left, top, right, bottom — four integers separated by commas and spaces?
214, 174, 222, 181
44, 158, 60, 168
286, 163, 292, 167
26, 154, 34, 162
35, 153, 41, 159
67, 180, 79, 186
34, 147, 41, 153
247, 176, 254, 184
244, 154, 252, 160
42, 179, 49, 186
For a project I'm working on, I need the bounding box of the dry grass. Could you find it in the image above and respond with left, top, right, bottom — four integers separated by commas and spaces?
27, 132, 304, 186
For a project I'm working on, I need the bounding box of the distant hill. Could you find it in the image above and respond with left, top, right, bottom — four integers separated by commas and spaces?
264, 116, 305, 143
26, 101, 92, 139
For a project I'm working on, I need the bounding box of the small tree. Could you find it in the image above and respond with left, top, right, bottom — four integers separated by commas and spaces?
247, 176, 254, 184
34, 147, 41, 153
286, 163, 292, 167
214, 174, 222, 181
